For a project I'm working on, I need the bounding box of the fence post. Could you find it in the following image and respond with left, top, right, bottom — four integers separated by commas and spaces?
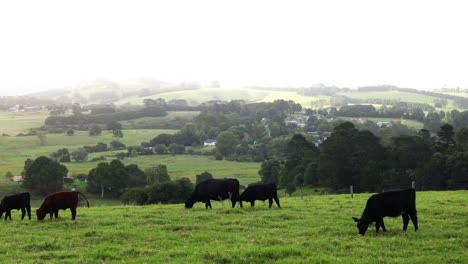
411, 181, 415, 189
350, 185, 354, 198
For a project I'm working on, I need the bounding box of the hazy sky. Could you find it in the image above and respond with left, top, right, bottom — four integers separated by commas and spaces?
1, 0, 467, 95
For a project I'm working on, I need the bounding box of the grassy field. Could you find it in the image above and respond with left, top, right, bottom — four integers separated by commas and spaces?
0, 129, 178, 176
338, 91, 441, 104
0, 111, 49, 135
63, 155, 261, 186
120, 111, 200, 129
0, 190, 465, 263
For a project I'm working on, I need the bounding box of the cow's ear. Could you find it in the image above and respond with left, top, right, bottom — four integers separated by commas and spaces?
352, 217, 360, 223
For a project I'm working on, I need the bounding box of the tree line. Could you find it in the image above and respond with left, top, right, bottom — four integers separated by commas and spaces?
259, 122, 468, 194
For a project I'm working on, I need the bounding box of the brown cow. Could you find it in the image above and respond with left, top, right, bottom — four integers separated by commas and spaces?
36, 191, 90, 220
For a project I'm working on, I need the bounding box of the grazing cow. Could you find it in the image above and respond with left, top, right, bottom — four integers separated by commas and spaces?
36, 190, 90, 220
352, 188, 418, 235
185, 178, 240, 209
0, 192, 31, 220
239, 183, 280, 208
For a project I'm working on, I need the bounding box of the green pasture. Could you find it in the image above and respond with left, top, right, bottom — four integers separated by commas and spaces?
116, 88, 330, 108
0, 190, 465, 263
54, 154, 260, 186
338, 90, 440, 104
0, 111, 49, 135
120, 111, 200, 129
0, 129, 178, 176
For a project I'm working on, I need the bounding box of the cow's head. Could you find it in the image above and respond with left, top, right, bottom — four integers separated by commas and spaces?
185, 199, 194, 209
352, 217, 369, 235
36, 208, 46, 220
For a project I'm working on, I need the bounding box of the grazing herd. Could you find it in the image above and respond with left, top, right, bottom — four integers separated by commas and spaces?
1, 179, 418, 236
0, 190, 90, 221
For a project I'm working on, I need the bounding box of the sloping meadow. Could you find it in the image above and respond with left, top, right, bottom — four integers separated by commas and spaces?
1, 191, 466, 263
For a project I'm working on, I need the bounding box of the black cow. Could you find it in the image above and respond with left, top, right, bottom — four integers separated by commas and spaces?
185, 178, 240, 209
239, 183, 280, 208
0, 192, 31, 220
352, 188, 418, 235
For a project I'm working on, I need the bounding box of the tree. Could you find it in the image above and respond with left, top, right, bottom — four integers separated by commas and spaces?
71, 148, 88, 162
154, 144, 167, 154
434, 123, 455, 153
145, 165, 171, 185
423, 112, 442, 133
259, 160, 281, 184
89, 124, 102, 136
22, 156, 67, 195
37, 132, 48, 146
455, 127, 468, 151
106, 121, 122, 132
110, 140, 126, 150
215, 131, 240, 157
4, 171, 13, 181
125, 164, 146, 187
195, 171, 213, 185
149, 134, 174, 146
72, 103, 82, 115
66, 128, 75, 136
113, 129, 124, 139
50, 148, 71, 162
87, 160, 129, 198
168, 143, 185, 155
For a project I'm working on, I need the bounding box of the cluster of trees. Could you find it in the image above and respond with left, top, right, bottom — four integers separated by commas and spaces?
20, 155, 197, 203
45, 105, 167, 127
260, 122, 468, 194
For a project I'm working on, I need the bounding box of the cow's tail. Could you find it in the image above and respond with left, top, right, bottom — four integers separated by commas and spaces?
76, 191, 90, 208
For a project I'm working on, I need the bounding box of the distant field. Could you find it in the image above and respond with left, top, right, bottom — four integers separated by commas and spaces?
0, 190, 465, 263
63, 155, 261, 186
338, 90, 440, 104
120, 111, 200, 129
0, 129, 178, 176
0, 111, 48, 135
116, 88, 330, 108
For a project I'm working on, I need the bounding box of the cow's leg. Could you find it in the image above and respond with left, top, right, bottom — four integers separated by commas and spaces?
274, 197, 281, 208
381, 219, 387, 232
27, 206, 31, 220
250, 201, 255, 207
7, 211, 12, 220
409, 212, 418, 231
205, 200, 212, 209
376, 218, 387, 232
71, 207, 77, 220
239, 201, 243, 208
49, 213, 53, 219
231, 199, 236, 208
54, 210, 59, 219
402, 213, 410, 231
21, 208, 26, 220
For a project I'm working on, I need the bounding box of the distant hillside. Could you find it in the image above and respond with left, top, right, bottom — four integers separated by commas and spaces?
116, 87, 330, 108
26, 79, 199, 105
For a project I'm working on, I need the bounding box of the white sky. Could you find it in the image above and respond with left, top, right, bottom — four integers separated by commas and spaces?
1, 0, 468, 95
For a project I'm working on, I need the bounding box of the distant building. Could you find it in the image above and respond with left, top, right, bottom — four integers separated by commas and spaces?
203, 139, 216, 147
376, 121, 392, 128
12, 176, 24, 182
